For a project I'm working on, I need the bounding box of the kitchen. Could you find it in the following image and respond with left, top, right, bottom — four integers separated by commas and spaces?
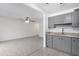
0, 1, 79, 59
45, 3, 79, 56
0, 3, 79, 56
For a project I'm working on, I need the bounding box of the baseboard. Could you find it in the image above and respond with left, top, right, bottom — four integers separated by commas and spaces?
0, 35, 40, 42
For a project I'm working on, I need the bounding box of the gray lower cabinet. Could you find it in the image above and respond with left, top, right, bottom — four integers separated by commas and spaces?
53, 36, 61, 50
46, 34, 53, 48
46, 35, 79, 55
72, 38, 79, 55
61, 37, 71, 53
53, 36, 71, 53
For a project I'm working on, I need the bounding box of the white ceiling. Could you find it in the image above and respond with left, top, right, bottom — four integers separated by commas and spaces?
0, 3, 79, 22
33, 3, 79, 15
0, 3, 43, 22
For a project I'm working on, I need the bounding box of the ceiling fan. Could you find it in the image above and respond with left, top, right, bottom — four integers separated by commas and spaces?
25, 17, 36, 23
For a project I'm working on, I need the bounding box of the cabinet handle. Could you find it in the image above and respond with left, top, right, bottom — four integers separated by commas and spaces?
46, 45, 48, 47
61, 38, 63, 40
73, 40, 76, 42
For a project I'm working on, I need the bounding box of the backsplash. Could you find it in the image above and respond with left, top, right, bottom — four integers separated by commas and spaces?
49, 27, 79, 33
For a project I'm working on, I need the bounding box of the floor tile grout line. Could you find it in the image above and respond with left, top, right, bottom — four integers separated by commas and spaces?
27, 47, 42, 56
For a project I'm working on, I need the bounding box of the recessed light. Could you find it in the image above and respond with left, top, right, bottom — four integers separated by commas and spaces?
45, 3, 49, 4
59, 3, 64, 6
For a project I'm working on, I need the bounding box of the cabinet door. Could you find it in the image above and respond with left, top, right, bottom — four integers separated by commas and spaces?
46, 34, 53, 48
61, 37, 71, 53
65, 13, 72, 23
54, 15, 65, 24
48, 17, 54, 28
72, 10, 79, 27
72, 38, 79, 55
53, 36, 61, 50
53, 36, 71, 53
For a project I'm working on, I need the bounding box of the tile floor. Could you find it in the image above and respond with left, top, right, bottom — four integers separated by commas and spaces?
0, 36, 42, 56
0, 36, 70, 56
30, 48, 70, 56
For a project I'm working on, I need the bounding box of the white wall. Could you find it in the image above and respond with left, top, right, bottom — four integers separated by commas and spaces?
45, 15, 49, 32
39, 19, 43, 37
0, 3, 44, 38
0, 17, 38, 41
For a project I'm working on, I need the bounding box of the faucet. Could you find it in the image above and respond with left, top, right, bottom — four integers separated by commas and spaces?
62, 27, 64, 34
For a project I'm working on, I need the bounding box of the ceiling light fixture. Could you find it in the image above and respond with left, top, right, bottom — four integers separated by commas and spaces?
25, 17, 30, 23
59, 3, 64, 6
60, 3, 63, 4
45, 3, 49, 4
44, 3, 49, 5
25, 17, 36, 23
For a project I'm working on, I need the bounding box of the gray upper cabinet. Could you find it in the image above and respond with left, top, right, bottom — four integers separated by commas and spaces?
54, 15, 65, 24
54, 13, 72, 24
46, 34, 53, 48
72, 9, 79, 27
65, 13, 72, 23
48, 17, 54, 28
72, 38, 79, 55
48, 12, 72, 28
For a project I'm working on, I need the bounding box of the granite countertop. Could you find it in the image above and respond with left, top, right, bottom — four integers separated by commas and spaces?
46, 32, 79, 38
